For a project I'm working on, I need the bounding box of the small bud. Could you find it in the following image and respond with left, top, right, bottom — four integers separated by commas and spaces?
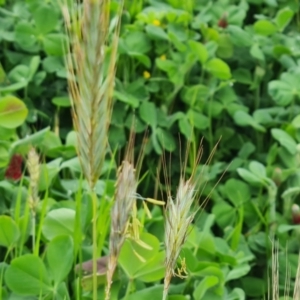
5, 154, 23, 181
143, 71, 151, 79
272, 167, 282, 187
292, 204, 300, 224
218, 18, 228, 28
153, 19, 161, 26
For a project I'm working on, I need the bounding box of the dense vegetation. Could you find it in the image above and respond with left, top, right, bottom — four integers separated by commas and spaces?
0, 0, 300, 299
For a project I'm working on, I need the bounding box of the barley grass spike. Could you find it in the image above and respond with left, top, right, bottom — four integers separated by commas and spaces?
61, 0, 123, 189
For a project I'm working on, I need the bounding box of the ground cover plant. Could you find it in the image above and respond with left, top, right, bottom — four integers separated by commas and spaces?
0, 0, 300, 299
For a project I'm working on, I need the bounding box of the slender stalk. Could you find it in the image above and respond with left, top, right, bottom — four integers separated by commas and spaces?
91, 191, 98, 300
61, 1, 124, 298
26, 148, 40, 255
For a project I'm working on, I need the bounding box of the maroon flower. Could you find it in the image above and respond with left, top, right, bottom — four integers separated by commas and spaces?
5, 154, 23, 181
292, 204, 300, 225
218, 13, 228, 28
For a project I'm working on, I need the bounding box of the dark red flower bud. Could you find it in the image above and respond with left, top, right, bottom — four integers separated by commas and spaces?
218, 18, 228, 28
5, 154, 23, 181
292, 204, 300, 224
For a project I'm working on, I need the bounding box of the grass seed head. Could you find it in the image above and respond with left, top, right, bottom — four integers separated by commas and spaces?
27, 148, 40, 210
61, 0, 123, 190
110, 160, 137, 257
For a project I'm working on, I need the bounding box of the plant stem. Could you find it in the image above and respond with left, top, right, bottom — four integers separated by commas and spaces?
124, 278, 134, 299
268, 184, 278, 238
208, 96, 214, 154
92, 191, 98, 300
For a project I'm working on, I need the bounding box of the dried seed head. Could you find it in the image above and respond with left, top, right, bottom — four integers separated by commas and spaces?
27, 148, 40, 188
163, 178, 197, 298
106, 160, 136, 300
26, 148, 40, 213
110, 160, 137, 256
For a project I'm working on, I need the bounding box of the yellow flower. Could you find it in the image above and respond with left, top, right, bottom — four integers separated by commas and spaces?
160, 54, 166, 60
143, 71, 151, 79
152, 19, 161, 26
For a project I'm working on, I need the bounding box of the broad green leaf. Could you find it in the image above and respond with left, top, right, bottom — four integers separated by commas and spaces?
42, 208, 75, 240
292, 115, 300, 128
238, 142, 256, 159
146, 25, 169, 40
212, 202, 236, 228
122, 285, 163, 300
205, 101, 223, 117
43, 33, 67, 56
39, 158, 62, 191
119, 232, 162, 280
233, 68, 252, 84
52, 96, 71, 107
228, 288, 246, 300
250, 44, 265, 61
10, 127, 50, 155
224, 179, 251, 206
227, 25, 252, 47
253, 109, 273, 125
226, 264, 251, 281
249, 161, 266, 178
33, 3, 59, 34
254, 20, 277, 36
134, 251, 165, 282
195, 265, 225, 283
216, 34, 233, 59
271, 128, 297, 154
168, 31, 187, 52
168, 296, 187, 300
0, 95, 28, 128
124, 31, 152, 54
156, 128, 176, 152
5, 254, 51, 296
0, 145, 9, 168
233, 111, 265, 132
195, 232, 216, 254
179, 117, 193, 140
193, 276, 219, 299
281, 187, 300, 199
55, 282, 70, 300
151, 133, 162, 154
187, 110, 209, 130
188, 40, 208, 64
46, 235, 74, 284
182, 84, 209, 107
268, 73, 300, 106
28, 56, 41, 81
128, 52, 151, 68
275, 8, 294, 31
8, 65, 29, 84
43, 56, 65, 74
0, 216, 20, 248
205, 58, 231, 80
114, 90, 139, 108
273, 45, 291, 57
15, 21, 38, 51
277, 224, 300, 233
240, 276, 266, 297
139, 101, 157, 127
156, 59, 184, 86
237, 168, 263, 186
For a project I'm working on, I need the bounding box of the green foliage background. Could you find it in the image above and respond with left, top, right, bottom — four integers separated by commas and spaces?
0, 0, 300, 299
